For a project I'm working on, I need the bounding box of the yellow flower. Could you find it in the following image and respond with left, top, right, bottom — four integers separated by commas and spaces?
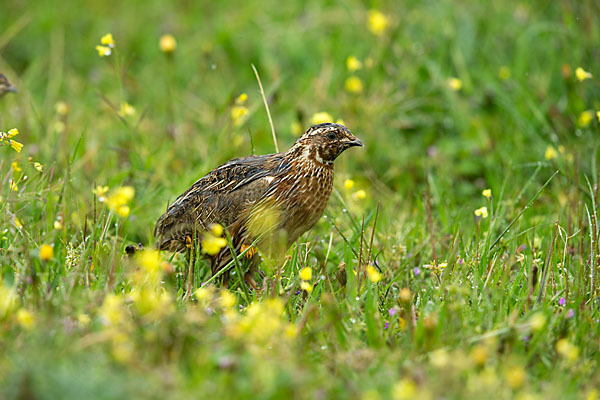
353, 189, 367, 200
53, 220, 62, 229
544, 146, 557, 160
482, 189, 492, 199
366, 265, 382, 283
504, 366, 526, 389
6, 128, 19, 138
40, 244, 54, 261
429, 348, 450, 368
231, 105, 249, 126
235, 93, 248, 105
101, 33, 115, 48
299, 267, 312, 281
210, 223, 224, 237
93, 185, 109, 198
33, 162, 43, 172
310, 111, 333, 125
118, 102, 136, 117
116, 205, 130, 218
597, 111, 600, 123
96, 45, 112, 57
344, 179, 355, 190
219, 290, 236, 309
447, 77, 463, 91
159, 34, 177, 53
578, 110, 594, 128
291, 121, 302, 136
556, 339, 579, 362
9, 179, 18, 192
201, 233, 228, 255
16, 309, 35, 330
367, 9, 389, 36
11, 161, 21, 172
393, 378, 416, 400
470, 344, 489, 366
106, 186, 135, 217
78, 313, 91, 326
345, 76, 364, 94
55, 101, 70, 116
335, 119, 345, 125
9, 140, 23, 153
498, 66, 511, 80
529, 312, 546, 331
346, 56, 363, 72
474, 206, 488, 219
300, 280, 313, 293
399, 287, 411, 302
575, 67, 592, 82
138, 249, 161, 275
14, 216, 22, 229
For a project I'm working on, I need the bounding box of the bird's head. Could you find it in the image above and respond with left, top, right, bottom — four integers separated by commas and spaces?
0, 74, 17, 97
291, 123, 363, 165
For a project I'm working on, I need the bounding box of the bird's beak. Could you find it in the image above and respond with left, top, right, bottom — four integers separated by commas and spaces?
345, 135, 363, 148
6, 84, 17, 93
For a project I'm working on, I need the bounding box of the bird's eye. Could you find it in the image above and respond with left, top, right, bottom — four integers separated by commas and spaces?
326, 131, 337, 140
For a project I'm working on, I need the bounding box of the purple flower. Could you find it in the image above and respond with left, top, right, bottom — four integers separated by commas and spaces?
567, 309, 575, 319
458, 258, 465, 265
522, 335, 530, 343
413, 267, 421, 276
427, 146, 438, 157
384, 322, 389, 330
389, 307, 397, 317
517, 244, 527, 253
558, 297, 566, 306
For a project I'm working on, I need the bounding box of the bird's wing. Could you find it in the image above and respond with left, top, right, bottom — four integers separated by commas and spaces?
154, 153, 287, 251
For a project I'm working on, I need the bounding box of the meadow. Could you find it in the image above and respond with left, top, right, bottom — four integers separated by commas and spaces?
1, 0, 599, 398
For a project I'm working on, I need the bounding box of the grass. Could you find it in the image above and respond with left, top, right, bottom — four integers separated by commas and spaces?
1, 0, 600, 398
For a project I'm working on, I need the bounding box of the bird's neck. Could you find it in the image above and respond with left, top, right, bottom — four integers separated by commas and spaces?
286, 145, 334, 168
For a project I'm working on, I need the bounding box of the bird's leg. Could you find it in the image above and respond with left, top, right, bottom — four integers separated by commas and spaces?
183, 235, 196, 300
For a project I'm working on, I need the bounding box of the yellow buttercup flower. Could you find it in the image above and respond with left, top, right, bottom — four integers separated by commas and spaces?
33, 162, 43, 172
482, 189, 492, 199
504, 366, 526, 389
578, 110, 594, 128
9, 179, 18, 192
106, 186, 135, 217
210, 223, 224, 237
101, 33, 115, 48
231, 105, 249, 127
474, 206, 488, 219
353, 189, 367, 200
55, 101, 70, 116
447, 77, 462, 91
575, 67, 592, 82
300, 281, 313, 293
344, 179, 355, 190
393, 378, 417, 400
597, 111, 600, 123
544, 146, 557, 160
299, 267, 312, 281
159, 34, 177, 53
118, 102, 136, 118
310, 112, 333, 125
366, 265, 382, 283
335, 119, 345, 125
9, 140, 23, 153
93, 185, 109, 198
96, 45, 111, 57
346, 56, 363, 72
201, 233, 227, 255
529, 312, 546, 331
6, 128, 19, 138
367, 9, 388, 36
345, 76, 364, 94
16, 309, 35, 330
11, 161, 21, 172
556, 338, 579, 362
235, 93, 248, 105
40, 244, 54, 261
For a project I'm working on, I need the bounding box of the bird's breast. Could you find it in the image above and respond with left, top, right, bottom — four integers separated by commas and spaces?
273, 162, 334, 244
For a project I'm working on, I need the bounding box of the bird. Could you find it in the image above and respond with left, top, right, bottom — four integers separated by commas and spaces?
154, 122, 363, 287
0, 74, 17, 98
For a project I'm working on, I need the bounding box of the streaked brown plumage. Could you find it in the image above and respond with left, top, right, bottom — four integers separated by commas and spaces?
0, 74, 17, 98
154, 123, 362, 278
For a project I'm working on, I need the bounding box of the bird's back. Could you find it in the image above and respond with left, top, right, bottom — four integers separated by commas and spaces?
154, 153, 286, 252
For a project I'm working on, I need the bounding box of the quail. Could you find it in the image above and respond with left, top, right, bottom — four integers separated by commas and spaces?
155, 123, 362, 284
0, 74, 17, 98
